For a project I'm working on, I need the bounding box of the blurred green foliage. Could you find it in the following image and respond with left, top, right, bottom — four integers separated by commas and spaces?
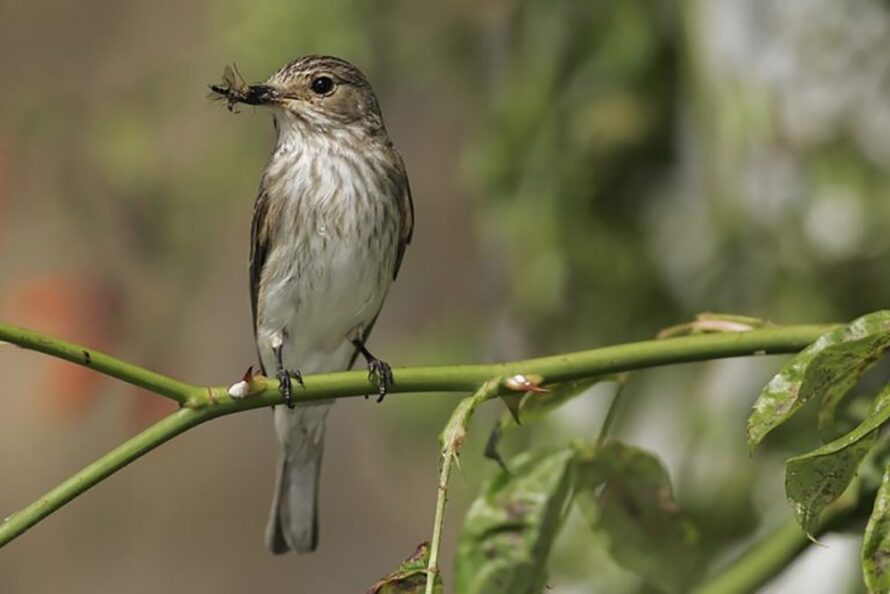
466, 0, 678, 347
3, 0, 890, 592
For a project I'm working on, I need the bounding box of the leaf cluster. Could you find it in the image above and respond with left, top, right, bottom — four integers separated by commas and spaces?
747, 311, 890, 591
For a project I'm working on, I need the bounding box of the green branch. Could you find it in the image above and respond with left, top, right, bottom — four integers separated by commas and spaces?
0, 322, 833, 412
0, 321, 833, 548
426, 379, 502, 594
0, 409, 211, 547
691, 516, 812, 594
0, 323, 196, 405
692, 486, 864, 594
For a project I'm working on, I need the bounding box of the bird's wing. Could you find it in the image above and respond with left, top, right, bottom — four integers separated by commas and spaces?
249, 184, 271, 337
348, 149, 414, 369
392, 149, 414, 281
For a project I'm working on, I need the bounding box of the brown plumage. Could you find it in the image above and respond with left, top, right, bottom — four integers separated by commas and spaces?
215, 55, 412, 553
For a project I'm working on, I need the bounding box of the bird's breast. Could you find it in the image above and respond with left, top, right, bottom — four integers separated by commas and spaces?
256, 145, 400, 369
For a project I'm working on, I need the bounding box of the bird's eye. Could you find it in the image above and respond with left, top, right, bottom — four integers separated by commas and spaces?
310, 76, 334, 95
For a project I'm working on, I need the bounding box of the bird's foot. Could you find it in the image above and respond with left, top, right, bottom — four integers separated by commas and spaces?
352, 339, 393, 403
276, 368, 304, 409
366, 358, 393, 403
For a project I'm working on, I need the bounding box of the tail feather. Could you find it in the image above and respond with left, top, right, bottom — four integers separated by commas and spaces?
266, 402, 328, 554
265, 456, 289, 554
265, 450, 322, 554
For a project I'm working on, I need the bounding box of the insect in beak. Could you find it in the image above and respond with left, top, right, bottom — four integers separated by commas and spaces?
208, 64, 282, 112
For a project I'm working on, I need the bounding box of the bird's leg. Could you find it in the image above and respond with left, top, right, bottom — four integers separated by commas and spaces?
273, 340, 303, 409
351, 339, 393, 403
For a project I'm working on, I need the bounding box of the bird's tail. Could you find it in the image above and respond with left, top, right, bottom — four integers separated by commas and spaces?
265, 404, 329, 554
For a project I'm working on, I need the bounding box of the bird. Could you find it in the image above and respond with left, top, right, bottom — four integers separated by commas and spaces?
214, 55, 413, 554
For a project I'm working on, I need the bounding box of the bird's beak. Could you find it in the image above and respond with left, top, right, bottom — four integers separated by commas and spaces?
242, 84, 281, 106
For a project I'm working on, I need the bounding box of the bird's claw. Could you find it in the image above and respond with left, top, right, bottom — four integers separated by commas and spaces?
367, 359, 393, 403
276, 368, 304, 409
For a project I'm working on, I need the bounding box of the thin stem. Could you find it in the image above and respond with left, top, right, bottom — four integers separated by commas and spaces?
691, 491, 861, 594
0, 408, 212, 547
596, 376, 628, 448
0, 323, 195, 404
427, 442, 454, 594
691, 516, 810, 594
426, 379, 502, 594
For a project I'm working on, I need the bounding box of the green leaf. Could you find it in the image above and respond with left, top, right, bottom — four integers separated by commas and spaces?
454, 448, 575, 594
575, 441, 700, 594
818, 388, 872, 443
786, 385, 890, 535
863, 464, 890, 594
747, 311, 890, 450
366, 542, 442, 594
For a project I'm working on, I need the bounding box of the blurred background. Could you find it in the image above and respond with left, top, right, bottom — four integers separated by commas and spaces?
1, 0, 889, 592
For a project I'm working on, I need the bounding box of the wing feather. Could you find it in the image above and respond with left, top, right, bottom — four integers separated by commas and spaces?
348, 149, 414, 368
249, 186, 271, 336
392, 150, 414, 281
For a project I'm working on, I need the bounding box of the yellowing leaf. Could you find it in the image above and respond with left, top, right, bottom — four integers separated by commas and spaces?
366, 542, 442, 594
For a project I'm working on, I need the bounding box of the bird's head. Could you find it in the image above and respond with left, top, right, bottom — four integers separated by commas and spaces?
243, 55, 386, 137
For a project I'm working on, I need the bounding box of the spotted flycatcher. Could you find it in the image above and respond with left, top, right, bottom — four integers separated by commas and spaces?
211, 55, 413, 553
